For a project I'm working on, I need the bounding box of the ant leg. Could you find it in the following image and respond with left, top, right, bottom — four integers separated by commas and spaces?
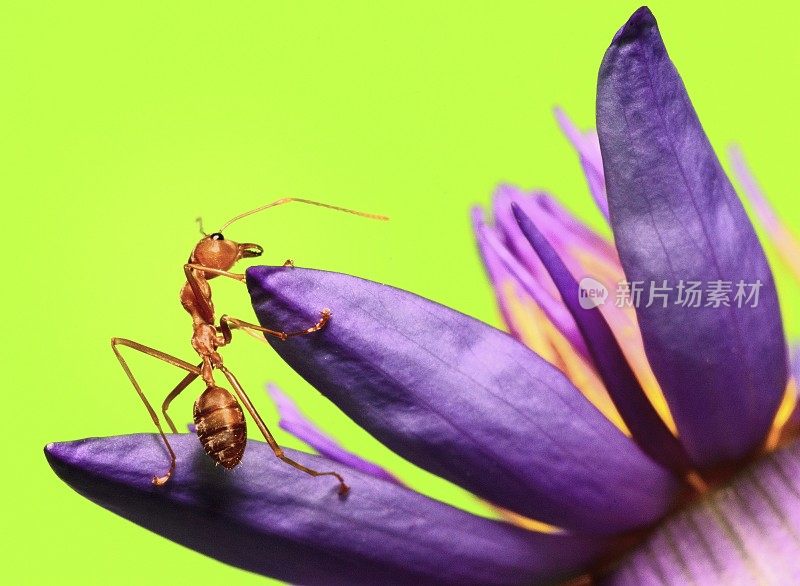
219, 311, 331, 342
182, 261, 309, 329
217, 364, 349, 495
111, 338, 201, 485
184, 263, 245, 282
182, 262, 247, 324
161, 366, 202, 433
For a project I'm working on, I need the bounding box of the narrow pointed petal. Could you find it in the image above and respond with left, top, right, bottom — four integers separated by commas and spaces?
491, 186, 557, 290
472, 206, 550, 347
554, 107, 610, 218
596, 7, 787, 466
495, 193, 676, 433
494, 187, 618, 271
604, 440, 800, 584
475, 211, 592, 359
501, 192, 672, 423
512, 204, 689, 473
473, 213, 627, 429
728, 145, 800, 282
247, 266, 680, 535
46, 435, 604, 586
267, 383, 400, 484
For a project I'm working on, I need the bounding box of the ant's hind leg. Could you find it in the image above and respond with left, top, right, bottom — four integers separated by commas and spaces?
161, 366, 202, 433
218, 364, 349, 495
111, 338, 201, 485
219, 310, 331, 342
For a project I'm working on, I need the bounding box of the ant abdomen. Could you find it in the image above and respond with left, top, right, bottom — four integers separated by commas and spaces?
193, 386, 247, 469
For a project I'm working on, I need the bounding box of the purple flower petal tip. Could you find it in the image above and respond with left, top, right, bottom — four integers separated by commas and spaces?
45, 434, 604, 585
247, 266, 680, 535
612, 6, 655, 43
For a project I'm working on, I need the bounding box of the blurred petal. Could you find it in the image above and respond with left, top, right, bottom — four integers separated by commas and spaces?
491, 191, 675, 428
476, 214, 592, 359
247, 266, 680, 535
472, 223, 625, 430
46, 435, 604, 586
729, 145, 800, 282
266, 383, 400, 484
604, 439, 800, 584
490, 187, 559, 292
495, 187, 618, 270
597, 7, 787, 466
472, 206, 554, 350
554, 107, 609, 218
512, 204, 689, 474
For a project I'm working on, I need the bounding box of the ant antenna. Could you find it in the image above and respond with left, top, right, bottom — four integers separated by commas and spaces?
217, 197, 389, 232
196, 217, 208, 236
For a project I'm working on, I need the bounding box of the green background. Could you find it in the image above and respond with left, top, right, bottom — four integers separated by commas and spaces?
4, 2, 798, 584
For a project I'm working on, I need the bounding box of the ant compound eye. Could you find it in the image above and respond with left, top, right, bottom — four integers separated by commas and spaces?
209, 233, 224, 241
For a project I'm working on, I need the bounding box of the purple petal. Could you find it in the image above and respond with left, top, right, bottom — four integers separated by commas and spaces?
554, 107, 609, 218
474, 208, 592, 359
603, 439, 800, 584
596, 7, 787, 466
506, 194, 679, 436
472, 206, 534, 344
512, 204, 689, 474
497, 188, 619, 273
267, 383, 400, 484
247, 266, 680, 535
493, 186, 618, 276
490, 186, 556, 288
46, 434, 605, 585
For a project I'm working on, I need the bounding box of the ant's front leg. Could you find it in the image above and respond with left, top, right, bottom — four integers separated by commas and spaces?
184, 263, 246, 282
219, 310, 331, 343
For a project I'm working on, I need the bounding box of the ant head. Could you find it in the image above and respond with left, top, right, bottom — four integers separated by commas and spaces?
189, 198, 387, 276
191, 232, 263, 276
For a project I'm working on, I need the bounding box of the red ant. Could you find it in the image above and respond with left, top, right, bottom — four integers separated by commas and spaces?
111, 198, 387, 494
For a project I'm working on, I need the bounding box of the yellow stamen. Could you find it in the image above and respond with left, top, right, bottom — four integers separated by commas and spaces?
765, 378, 798, 451
492, 506, 561, 534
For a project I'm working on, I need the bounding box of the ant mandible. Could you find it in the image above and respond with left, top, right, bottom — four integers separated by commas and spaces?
111, 198, 388, 494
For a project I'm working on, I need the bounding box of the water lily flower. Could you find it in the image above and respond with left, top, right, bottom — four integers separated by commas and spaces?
45, 6, 800, 585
